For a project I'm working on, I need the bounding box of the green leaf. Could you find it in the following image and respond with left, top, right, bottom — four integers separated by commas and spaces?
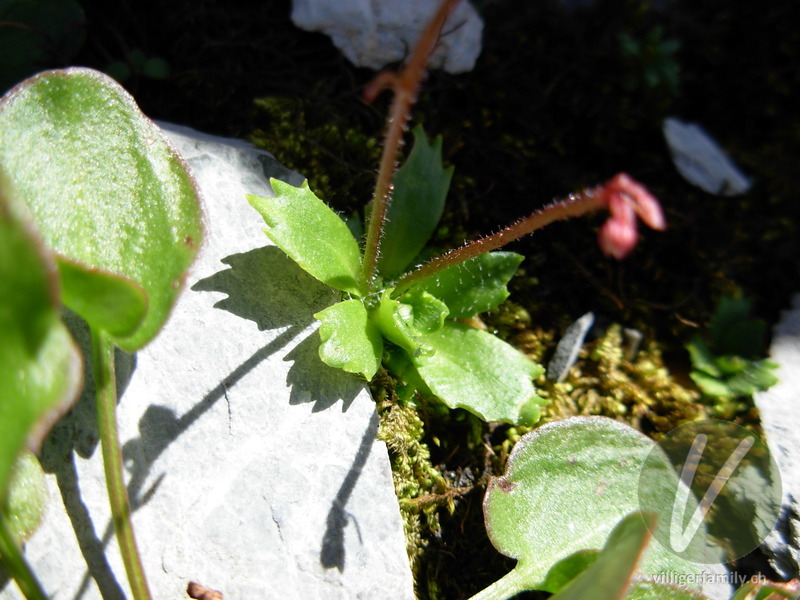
2, 451, 48, 546
548, 512, 656, 600
689, 371, 733, 399
0, 67, 204, 351
483, 417, 704, 591
314, 299, 383, 379
370, 288, 448, 355
0, 174, 81, 501
411, 321, 545, 425
539, 551, 600, 594
249, 179, 363, 296
725, 360, 779, 396
713, 354, 749, 376
410, 252, 524, 318
377, 125, 453, 279
625, 579, 710, 599
686, 338, 720, 378
57, 257, 148, 339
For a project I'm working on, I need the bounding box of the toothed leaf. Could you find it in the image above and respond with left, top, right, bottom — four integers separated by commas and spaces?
249, 179, 363, 296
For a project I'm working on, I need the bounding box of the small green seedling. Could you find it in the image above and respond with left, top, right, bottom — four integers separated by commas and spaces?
248, 0, 666, 427
686, 293, 779, 418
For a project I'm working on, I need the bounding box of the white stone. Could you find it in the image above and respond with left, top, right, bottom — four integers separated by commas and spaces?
291, 0, 483, 73
756, 293, 800, 578
663, 117, 752, 196
2, 123, 414, 599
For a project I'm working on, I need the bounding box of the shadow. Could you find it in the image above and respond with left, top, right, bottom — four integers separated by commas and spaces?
320, 411, 378, 571
121, 327, 301, 507
284, 332, 362, 413
24, 245, 363, 595
193, 245, 362, 413
30, 312, 138, 599
41, 310, 137, 462
191, 245, 336, 332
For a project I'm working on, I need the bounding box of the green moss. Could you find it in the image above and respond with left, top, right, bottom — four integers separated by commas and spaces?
249, 95, 382, 214
537, 324, 704, 437
371, 371, 450, 581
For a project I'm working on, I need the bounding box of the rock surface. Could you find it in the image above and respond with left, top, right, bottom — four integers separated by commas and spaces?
290, 0, 483, 73
757, 293, 800, 579
0, 123, 414, 599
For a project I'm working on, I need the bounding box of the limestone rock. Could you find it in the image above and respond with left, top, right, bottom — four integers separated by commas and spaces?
291, 0, 483, 73
0, 123, 414, 600
756, 293, 800, 579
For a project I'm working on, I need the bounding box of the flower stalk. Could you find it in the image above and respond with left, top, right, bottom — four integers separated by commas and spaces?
394, 173, 665, 295
360, 0, 463, 295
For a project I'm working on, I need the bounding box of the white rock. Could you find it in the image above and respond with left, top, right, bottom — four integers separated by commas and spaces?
663, 117, 752, 196
291, 0, 483, 73
1, 124, 414, 600
756, 293, 800, 578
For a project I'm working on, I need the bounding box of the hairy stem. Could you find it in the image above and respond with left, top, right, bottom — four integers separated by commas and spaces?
0, 511, 48, 600
92, 330, 152, 600
394, 189, 604, 294
360, 0, 462, 295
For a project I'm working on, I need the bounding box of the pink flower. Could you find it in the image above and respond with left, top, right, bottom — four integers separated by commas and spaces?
596, 174, 666, 260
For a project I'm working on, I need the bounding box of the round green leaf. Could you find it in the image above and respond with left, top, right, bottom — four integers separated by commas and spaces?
483, 417, 705, 590
0, 67, 204, 351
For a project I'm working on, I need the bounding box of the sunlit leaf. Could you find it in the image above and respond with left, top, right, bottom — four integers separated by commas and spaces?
409, 252, 524, 318
377, 126, 452, 279
2, 451, 48, 545
249, 179, 363, 296
315, 299, 382, 379
549, 512, 656, 600
0, 67, 203, 351
0, 174, 81, 501
370, 288, 448, 355
411, 321, 544, 425
483, 417, 705, 592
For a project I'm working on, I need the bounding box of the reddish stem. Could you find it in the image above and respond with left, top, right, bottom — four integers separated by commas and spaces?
360, 0, 462, 295
393, 189, 606, 295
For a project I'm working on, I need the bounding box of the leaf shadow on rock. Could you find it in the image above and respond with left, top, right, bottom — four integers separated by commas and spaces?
320, 411, 379, 572
284, 331, 363, 413
20, 245, 369, 594
33, 311, 137, 600
192, 245, 337, 331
